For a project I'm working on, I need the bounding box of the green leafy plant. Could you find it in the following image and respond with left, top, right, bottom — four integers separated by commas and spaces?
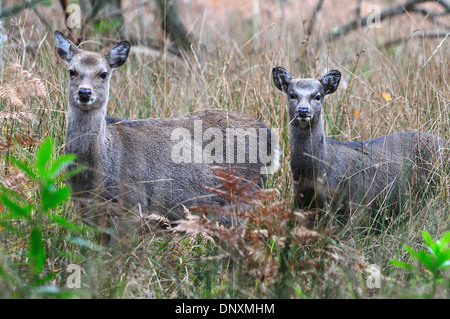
391, 231, 450, 297
0, 138, 85, 297
93, 19, 121, 34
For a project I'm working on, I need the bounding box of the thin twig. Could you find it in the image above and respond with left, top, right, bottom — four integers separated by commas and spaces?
31, 7, 52, 33
419, 31, 450, 71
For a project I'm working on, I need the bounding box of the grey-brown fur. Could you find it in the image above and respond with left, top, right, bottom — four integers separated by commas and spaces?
273, 66, 446, 222
54, 31, 280, 240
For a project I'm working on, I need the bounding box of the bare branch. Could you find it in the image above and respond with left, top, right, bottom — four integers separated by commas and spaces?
0, 0, 46, 19
409, 6, 450, 28
127, 35, 183, 57
314, 0, 449, 47
306, 0, 325, 38
436, 0, 450, 11
380, 29, 450, 48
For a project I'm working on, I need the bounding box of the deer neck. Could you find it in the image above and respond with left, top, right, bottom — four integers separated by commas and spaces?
290, 116, 327, 181
65, 104, 107, 167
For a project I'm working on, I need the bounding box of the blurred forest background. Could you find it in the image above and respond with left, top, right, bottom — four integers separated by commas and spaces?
0, 0, 449, 299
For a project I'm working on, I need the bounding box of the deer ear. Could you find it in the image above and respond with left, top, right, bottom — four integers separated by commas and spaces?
54, 30, 79, 64
105, 41, 130, 68
320, 70, 341, 95
273, 67, 292, 93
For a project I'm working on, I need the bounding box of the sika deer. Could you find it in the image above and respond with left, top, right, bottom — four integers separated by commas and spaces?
54, 30, 280, 244
273, 66, 446, 226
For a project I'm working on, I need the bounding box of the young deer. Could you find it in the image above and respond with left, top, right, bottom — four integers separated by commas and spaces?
273, 67, 446, 225
54, 31, 279, 243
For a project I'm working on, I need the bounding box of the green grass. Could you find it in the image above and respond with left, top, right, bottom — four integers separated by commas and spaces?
0, 1, 449, 299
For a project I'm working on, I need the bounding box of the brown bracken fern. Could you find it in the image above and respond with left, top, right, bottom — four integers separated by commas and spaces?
174, 167, 367, 296
1, 63, 45, 194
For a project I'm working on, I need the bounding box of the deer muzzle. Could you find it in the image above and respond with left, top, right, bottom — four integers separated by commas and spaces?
296, 107, 312, 122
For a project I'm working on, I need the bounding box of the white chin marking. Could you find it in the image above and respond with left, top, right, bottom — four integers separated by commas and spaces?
296, 116, 312, 122
75, 98, 95, 106
296, 116, 312, 128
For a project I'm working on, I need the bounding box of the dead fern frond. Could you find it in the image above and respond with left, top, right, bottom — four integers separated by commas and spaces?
201, 166, 265, 204
0, 167, 34, 199
0, 111, 36, 123
0, 63, 46, 113
0, 87, 25, 108
0, 134, 40, 154
1, 170, 27, 191
4, 63, 47, 100
0, 63, 45, 154
174, 167, 367, 292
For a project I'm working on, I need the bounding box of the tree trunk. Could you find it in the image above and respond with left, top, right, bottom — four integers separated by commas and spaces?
155, 0, 192, 51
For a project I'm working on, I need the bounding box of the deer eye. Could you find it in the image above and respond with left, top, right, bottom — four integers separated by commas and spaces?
100, 72, 108, 79
314, 94, 321, 101
68, 70, 76, 77
289, 93, 297, 100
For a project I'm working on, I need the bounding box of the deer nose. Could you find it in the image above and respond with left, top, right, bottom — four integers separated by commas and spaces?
297, 108, 309, 118
78, 88, 92, 102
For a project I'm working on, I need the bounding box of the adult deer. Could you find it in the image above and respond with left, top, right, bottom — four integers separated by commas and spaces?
54, 30, 280, 244
273, 66, 446, 227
